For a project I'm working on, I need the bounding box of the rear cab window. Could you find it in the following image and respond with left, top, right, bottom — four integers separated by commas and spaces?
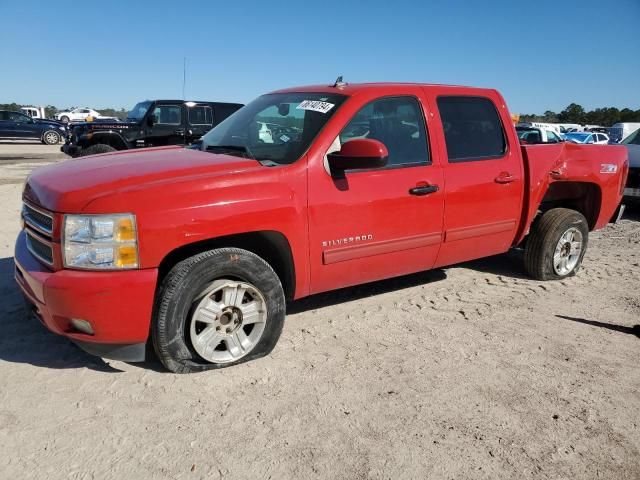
437, 96, 507, 162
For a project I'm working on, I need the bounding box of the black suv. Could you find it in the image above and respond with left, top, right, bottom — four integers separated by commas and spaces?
0, 110, 67, 144
62, 100, 243, 157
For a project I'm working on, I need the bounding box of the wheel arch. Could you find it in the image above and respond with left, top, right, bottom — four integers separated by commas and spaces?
538, 181, 602, 230
86, 132, 128, 150
157, 230, 297, 301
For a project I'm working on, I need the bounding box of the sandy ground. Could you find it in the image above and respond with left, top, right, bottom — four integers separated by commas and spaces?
0, 143, 638, 479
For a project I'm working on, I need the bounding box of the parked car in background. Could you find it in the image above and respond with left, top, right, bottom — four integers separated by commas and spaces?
517, 122, 562, 136
609, 123, 640, 144
555, 123, 583, 133
55, 107, 104, 124
0, 110, 67, 144
516, 125, 563, 144
564, 132, 610, 144
620, 128, 640, 204
62, 99, 243, 157
16, 82, 627, 372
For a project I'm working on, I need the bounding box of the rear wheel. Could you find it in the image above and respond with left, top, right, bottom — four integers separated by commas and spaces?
153, 248, 285, 373
78, 144, 117, 157
42, 130, 61, 145
524, 208, 589, 280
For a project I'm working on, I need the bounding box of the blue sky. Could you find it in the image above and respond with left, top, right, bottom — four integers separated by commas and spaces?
1, 0, 638, 114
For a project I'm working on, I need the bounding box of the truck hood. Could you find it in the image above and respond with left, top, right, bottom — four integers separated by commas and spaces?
24, 147, 261, 212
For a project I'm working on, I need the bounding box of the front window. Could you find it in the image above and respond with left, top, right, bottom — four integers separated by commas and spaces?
9, 112, 30, 122
338, 96, 430, 167
151, 105, 182, 125
127, 101, 152, 121
201, 92, 347, 165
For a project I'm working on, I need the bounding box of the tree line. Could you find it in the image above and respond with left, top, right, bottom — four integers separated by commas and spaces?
2, 101, 640, 127
520, 103, 640, 126
0, 103, 129, 120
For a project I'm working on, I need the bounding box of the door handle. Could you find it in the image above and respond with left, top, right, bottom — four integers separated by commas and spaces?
409, 184, 439, 196
495, 172, 515, 184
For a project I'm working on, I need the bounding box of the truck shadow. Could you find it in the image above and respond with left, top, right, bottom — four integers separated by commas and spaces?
288, 269, 447, 314
0, 257, 123, 372
455, 250, 531, 280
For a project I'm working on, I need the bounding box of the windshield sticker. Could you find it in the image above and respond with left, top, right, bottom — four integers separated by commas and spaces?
279, 134, 291, 143
296, 100, 335, 114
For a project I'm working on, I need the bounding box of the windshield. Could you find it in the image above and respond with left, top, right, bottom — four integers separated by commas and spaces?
565, 132, 590, 142
127, 101, 152, 120
201, 92, 347, 164
621, 128, 640, 145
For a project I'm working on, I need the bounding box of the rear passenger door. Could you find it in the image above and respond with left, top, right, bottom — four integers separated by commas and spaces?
428, 92, 524, 267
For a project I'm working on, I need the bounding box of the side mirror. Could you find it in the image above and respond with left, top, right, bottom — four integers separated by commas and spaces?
146, 115, 155, 127
327, 139, 388, 174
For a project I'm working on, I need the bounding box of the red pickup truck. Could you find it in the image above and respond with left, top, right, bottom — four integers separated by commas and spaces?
15, 83, 628, 373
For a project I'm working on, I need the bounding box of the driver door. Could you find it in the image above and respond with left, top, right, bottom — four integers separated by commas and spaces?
11, 112, 35, 138
307, 93, 445, 294
146, 104, 186, 146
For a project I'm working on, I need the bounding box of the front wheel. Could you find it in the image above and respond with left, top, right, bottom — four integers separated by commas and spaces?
524, 208, 589, 280
153, 248, 285, 373
59, 116, 70, 124
77, 144, 117, 157
42, 130, 61, 145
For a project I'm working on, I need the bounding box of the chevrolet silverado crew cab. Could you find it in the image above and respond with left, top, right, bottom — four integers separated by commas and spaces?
61, 99, 243, 157
16, 82, 628, 373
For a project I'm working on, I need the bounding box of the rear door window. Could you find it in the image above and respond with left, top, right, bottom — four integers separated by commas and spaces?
188, 106, 213, 125
437, 96, 507, 162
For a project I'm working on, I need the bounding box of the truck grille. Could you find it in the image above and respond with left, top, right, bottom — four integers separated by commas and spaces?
22, 203, 53, 235
25, 230, 54, 265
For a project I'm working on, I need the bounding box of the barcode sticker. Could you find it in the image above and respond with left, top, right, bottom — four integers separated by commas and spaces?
296, 100, 335, 114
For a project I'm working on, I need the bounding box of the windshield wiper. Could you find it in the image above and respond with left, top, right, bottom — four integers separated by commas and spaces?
205, 145, 255, 160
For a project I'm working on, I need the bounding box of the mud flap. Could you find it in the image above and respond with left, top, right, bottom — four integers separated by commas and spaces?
610, 203, 625, 223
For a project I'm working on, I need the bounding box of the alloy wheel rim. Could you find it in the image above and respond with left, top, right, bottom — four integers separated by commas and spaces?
553, 227, 583, 275
189, 279, 267, 364
45, 132, 57, 144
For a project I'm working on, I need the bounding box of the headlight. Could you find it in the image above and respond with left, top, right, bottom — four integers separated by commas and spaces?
63, 214, 139, 270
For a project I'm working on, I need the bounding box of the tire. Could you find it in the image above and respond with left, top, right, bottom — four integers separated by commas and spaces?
524, 208, 589, 280
77, 144, 117, 157
153, 248, 286, 373
60, 116, 70, 124
42, 130, 61, 145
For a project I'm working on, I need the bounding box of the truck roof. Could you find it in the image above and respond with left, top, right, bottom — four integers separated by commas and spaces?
150, 99, 244, 106
271, 82, 499, 97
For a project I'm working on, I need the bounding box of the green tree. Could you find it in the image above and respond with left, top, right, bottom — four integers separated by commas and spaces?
558, 103, 586, 124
